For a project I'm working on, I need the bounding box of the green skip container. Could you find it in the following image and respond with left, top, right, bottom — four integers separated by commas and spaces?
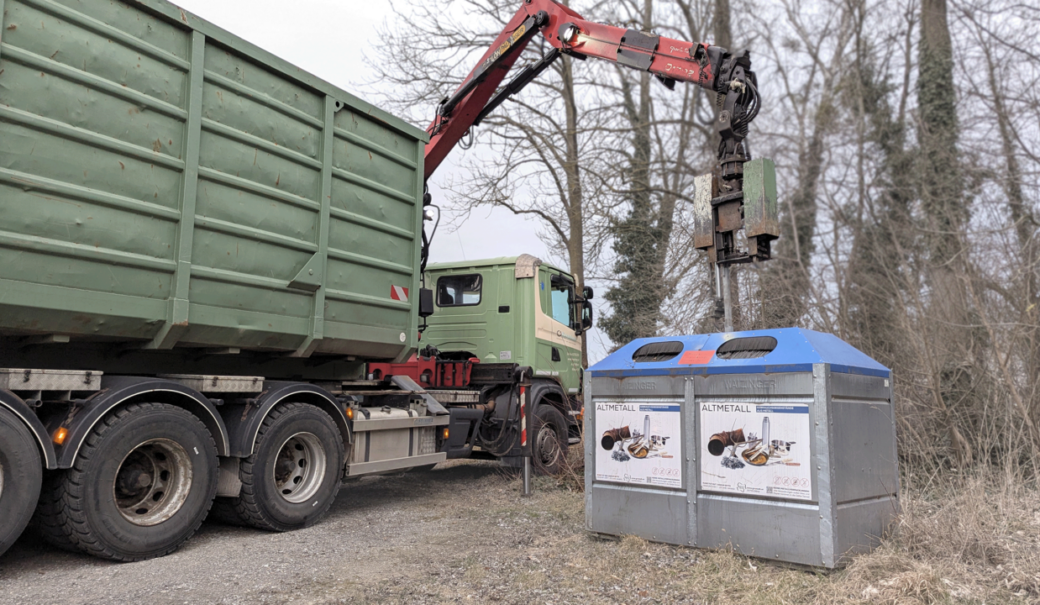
0, 0, 428, 369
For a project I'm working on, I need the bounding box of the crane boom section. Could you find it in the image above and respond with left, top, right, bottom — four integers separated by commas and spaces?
422, 0, 769, 268
424, 0, 733, 179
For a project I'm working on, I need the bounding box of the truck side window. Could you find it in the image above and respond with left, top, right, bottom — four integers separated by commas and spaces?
549, 276, 574, 326
436, 274, 482, 307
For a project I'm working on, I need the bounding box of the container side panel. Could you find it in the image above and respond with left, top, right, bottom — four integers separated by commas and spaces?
194, 180, 318, 248
186, 298, 310, 350
201, 77, 321, 162
0, 0, 425, 364
6, 0, 189, 107
49, 0, 190, 61
0, 0, 189, 339
0, 118, 184, 209
326, 202, 414, 269
588, 484, 688, 545
0, 277, 166, 338
0, 183, 178, 262
191, 226, 314, 286
0, 59, 187, 165
697, 494, 824, 566
203, 41, 322, 122
196, 131, 320, 203
333, 108, 420, 172
183, 39, 326, 349
831, 396, 899, 503
835, 496, 898, 562
321, 108, 419, 358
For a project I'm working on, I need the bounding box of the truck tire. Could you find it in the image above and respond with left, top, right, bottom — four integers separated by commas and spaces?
44, 402, 218, 561
0, 407, 42, 558
227, 403, 344, 532
32, 471, 81, 552
532, 405, 569, 476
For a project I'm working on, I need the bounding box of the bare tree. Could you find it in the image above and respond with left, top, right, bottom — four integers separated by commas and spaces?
369, 0, 619, 365
747, 0, 855, 329
366, 0, 1040, 470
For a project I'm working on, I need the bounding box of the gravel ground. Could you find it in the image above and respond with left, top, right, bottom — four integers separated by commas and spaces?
0, 462, 580, 605
1, 462, 1036, 604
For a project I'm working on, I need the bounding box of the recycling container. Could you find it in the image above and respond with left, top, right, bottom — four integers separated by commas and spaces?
584, 328, 899, 568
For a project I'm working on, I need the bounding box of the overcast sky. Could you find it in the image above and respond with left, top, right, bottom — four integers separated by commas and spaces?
171, 0, 611, 361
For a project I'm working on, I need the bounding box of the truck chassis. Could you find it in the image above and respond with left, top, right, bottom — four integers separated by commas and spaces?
0, 361, 577, 560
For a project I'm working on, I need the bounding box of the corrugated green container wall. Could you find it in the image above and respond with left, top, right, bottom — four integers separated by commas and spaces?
0, 0, 428, 361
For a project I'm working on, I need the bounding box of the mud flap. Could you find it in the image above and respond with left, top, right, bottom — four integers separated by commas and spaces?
442, 408, 483, 458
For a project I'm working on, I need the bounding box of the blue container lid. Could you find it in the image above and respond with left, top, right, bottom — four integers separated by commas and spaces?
588, 328, 890, 378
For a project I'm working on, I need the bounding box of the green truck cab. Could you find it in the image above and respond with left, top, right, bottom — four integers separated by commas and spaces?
421, 255, 592, 458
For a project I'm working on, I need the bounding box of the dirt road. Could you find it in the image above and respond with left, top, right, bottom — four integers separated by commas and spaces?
1, 462, 1035, 604
0, 463, 583, 605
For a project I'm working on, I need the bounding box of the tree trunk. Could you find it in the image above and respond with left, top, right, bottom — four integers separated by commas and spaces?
558, 49, 588, 367
918, 0, 975, 464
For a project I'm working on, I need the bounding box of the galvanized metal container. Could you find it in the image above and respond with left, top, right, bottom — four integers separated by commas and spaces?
584, 328, 898, 568
0, 0, 427, 361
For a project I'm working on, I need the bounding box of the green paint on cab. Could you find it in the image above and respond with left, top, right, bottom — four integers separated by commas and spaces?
423, 255, 585, 400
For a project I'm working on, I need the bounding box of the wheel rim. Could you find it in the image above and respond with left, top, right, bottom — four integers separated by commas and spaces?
114, 438, 193, 527
272, 432, 327, 504
536, 423, 561, 467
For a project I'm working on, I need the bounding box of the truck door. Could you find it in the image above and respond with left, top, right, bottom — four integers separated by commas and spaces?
545, 271, 583, 396
429, 272, 490, 359
536, 267, 581, 393
534, 267, 561, 379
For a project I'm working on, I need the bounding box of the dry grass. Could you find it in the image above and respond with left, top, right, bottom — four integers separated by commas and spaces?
304, 462, 1039, 605
545, 473, 1039, 604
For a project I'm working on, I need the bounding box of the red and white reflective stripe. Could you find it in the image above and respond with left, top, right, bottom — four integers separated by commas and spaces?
520, 385, 527, 447
390, 285, 409, 302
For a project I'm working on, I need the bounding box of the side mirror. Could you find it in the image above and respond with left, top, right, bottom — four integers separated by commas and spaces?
419, 288, 434, 318
572, 299, 593, 336
583, 286, 594, 300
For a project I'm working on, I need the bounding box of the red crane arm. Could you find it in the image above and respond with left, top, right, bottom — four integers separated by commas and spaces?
423, 0, 755, 181
419, 0, 766, 271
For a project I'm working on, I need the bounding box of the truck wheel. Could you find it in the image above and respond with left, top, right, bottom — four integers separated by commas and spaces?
48, 402, 218, 561
0, 407, 42, 558
229, 403, 344, 532
532, 405, 569, 476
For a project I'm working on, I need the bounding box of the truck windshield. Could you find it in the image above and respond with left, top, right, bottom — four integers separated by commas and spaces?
437, 274, 482, 306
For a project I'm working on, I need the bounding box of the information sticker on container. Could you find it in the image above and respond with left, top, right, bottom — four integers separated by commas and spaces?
699, 403, 813, 501
594, 401, 682, 488
678, 350, 714, 365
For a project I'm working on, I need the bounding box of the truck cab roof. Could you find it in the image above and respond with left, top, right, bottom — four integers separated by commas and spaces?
426, 255, 571, 277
